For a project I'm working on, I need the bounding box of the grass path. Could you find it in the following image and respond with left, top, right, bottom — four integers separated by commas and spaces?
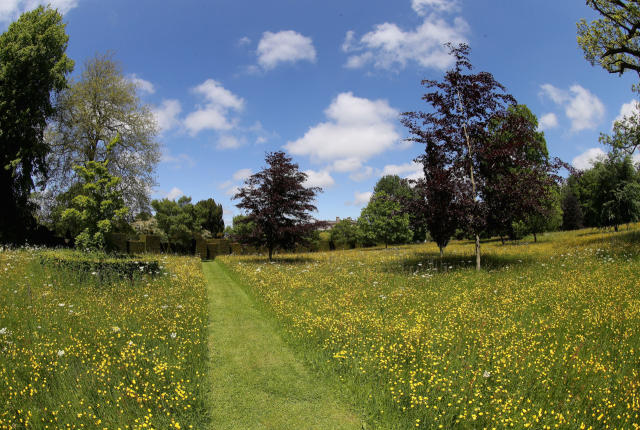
203, 261, 363, 429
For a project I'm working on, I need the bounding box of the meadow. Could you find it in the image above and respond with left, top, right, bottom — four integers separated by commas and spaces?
0, 249, 208, 429
220, 227, 640, 429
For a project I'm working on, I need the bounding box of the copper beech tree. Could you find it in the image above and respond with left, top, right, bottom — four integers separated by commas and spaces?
403, 44, 562, 269
233, 151, 322, 260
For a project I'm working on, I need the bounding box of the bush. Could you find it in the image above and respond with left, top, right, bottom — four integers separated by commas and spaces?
40, 250, 161, 283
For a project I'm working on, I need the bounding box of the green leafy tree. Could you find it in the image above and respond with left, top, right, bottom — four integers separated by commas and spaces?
225, 215, 256, 243
569, 153, 640, 230
61, 137, 129, 251
561, 188, 584, 230
524, 186, 563, 242
374, 175, 427, 242
577, 1, 640, 79
357, 192, 412, 248
0, 6, 74, 243
330, 219, 358, 249
151, 196, 199, 252
46, 53, 159, 217
194, 198, 224, 237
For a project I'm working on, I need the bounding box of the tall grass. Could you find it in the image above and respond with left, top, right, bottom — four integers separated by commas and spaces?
220, 227, 640, 429
0, 248, 208, 429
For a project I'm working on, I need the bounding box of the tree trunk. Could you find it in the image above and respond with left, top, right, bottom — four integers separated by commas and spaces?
385, 242, 388, 248
533, 232, 537, 243
475, 234, 481, 271
268, 246, 273, 261
614, 224, 619, 232
500, 235, 505, 245
439, 246, 444, 258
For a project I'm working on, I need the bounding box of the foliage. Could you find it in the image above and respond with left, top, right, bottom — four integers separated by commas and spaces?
524, 185, 563, 242
0, 249, 208, 428
60, 137, 129, 251
233, 151, 321, 260
600, 104, 640, 155
577, 0, 640, 78
151, 196, 199, 252
194, 198, 224, 237
221, 225, 640, 429
561, 188, 584, 230
0, 6, 73, 244
568, 153, 640, 230
356, 191, 412, 248
481, 105, 563, 240
46, 53, 159, 217
330, 219, 358, 249
39, 250, 160, 282
402, 43, 516, 268
375, 175, 427, 242
225, 215, 256, 243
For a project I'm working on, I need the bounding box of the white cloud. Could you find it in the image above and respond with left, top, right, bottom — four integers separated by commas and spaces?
166, 187, 184, 200
349, 166, 375, 182
540, 84, 605, 132
572, 148, 606, 170
238, 36, 251, 46
303, 169, 335, 188
128, 74, 155, 94
184, 79, 244, 135
217, 135, 244, 150
382, 161, 424, 181
152, 99, 182, 133
342, 6, 468, 71
161, 150, 195, 168
1, 0, 79, 22
412, 0, 460, 15
614, 100, 640, 127
285, 92, 400, 169
538, 113, 559, 131
232, 168, 252, 181
347, 191, 373, 206
257, 30, 317, 70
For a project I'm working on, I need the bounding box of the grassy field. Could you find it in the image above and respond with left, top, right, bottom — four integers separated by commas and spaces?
0, 249, 208, 429
219, 227, 640, 429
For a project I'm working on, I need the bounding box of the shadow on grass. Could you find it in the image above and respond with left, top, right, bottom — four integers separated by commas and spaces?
380, 250, 537, 276
582, 229, 640, 249
234, 256, 317, 265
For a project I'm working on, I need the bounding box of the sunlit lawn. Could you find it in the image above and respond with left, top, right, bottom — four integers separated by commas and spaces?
0, 249, 208, 429
220, 226, 640, 429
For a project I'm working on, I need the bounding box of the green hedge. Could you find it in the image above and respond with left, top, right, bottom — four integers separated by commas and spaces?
40, 251, 162, 283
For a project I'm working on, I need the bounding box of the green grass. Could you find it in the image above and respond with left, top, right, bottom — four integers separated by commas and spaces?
219, 227, 640, 429
203, 260, 363, 429
0, 248, 208, 429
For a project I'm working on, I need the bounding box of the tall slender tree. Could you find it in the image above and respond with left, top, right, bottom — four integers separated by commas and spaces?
234, 151, 321, 260
0, 6, 74, 243
402, 43, 515, 270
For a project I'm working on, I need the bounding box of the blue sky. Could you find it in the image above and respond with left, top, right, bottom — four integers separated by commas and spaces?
2, 0, 638, 225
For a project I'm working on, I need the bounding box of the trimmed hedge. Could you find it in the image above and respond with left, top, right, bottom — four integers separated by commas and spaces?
40, 251, 162, 283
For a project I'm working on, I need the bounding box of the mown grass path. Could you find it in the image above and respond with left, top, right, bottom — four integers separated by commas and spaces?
203, 261, 363, 429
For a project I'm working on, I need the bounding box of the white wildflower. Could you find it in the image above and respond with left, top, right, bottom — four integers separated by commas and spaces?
483, 370, 491, 378
57, 350, 65, 357
170, 332, 177, 339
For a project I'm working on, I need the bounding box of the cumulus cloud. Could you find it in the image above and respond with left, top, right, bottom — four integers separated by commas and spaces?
347, 191, 373, 206
572, 148, 606, 170
217, 135, 244, 150
538, 113, 559, 131
152, 99, 182, 133
1, 0, 79, 22
184, 79, 244, 135
285, 92, 400, 169
303, 169, 335, 188
342, 1, 468, 71
160, 150, 195, 168
128, 74, 155, 94
382, 161, 424, 181
220, 168, 253, 197
257, 30, 317, 70
614, 100, 640, 127
540, 84, 605, 132
412, 0, 460, 14
166, 187, 184, 200
349, 166, 375, 182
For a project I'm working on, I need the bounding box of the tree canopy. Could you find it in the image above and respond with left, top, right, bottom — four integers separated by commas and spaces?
357, 191, 412, 248
45, 53, 159, 216
234, 151, 321, 260
577, 0, 640, 78
0, 6, 74, 243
